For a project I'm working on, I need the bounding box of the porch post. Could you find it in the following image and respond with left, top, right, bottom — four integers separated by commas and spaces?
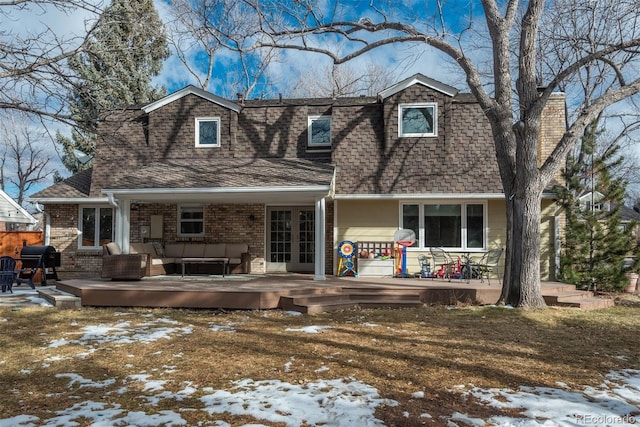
114, 199, 131, 253
314, 196, 326, 281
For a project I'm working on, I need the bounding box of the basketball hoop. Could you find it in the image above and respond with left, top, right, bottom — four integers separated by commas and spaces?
394, 229, 415, 247
393, 229, 415, 277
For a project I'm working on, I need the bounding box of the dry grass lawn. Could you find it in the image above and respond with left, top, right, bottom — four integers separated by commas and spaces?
2, 301, 640, 426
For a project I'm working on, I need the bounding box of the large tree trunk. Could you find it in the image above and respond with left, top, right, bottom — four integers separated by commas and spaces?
505, 189, 547, 308
498, 117, 548, 308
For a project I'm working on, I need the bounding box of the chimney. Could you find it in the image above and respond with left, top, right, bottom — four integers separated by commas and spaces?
237, 93, 244, 105
538, 92, 567, 184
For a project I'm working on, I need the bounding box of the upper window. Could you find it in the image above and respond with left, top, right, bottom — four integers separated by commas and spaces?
195, 117, 221, 147
401, 202, 486, 250
399, 103, 437, 137
178, 205, 204, 236
79, 206, 113, 249
308, 116, 331, 148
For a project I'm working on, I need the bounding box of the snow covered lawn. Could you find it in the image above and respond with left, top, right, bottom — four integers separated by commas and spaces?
1, 304, 639, 426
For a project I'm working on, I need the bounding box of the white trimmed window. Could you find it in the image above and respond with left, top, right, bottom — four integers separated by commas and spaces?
399, 103, 437, 137
79, 206, 113, 249
400, 202, 486, 250
308, 115, 331, 148
195, 117, 221, 147
178, 205, 204, 236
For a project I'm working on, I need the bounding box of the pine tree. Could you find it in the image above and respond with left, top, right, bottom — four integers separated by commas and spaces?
56, 0, 169, 177
556, 120, 640, 293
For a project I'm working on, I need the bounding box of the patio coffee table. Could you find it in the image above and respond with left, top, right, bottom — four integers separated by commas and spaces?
181, 257, 229, 277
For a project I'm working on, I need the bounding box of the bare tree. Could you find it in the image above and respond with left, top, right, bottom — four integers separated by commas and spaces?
0, 113, 54, 206
287, 61, 398, 98
227, 0, 640, 308
165, 0, 282, 99
0, 1, 103, 126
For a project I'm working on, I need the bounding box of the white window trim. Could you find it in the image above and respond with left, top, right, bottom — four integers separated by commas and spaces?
78, 205, 114, 250
399, 200, 487, 251
398, 103, 438, 138
195, 117, 221, 147
178, 204, 205, 237
308, 115, 331, 148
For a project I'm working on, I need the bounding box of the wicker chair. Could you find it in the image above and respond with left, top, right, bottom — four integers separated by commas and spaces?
101, 242, 149, 280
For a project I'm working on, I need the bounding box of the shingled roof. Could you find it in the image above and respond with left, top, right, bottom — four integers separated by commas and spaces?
105, 158, 334, 190
29, 168, 93, 200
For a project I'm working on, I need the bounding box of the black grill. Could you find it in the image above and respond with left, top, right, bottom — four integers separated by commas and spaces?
18, 245, 60, 286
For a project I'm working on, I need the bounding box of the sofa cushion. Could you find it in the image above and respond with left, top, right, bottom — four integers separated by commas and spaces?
182, 243, 206, 258
151, 258, 177, 265
164, 243, 185, 258
106, 242, 121, 255
204, 244, 226, 258
226, 243, 248, 258
130, 243, 156, 256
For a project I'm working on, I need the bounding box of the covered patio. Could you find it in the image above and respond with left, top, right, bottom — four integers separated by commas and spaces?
42, 274, 613, 312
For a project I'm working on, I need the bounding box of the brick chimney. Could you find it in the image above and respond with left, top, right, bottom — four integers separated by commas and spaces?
538, 92, 567, 184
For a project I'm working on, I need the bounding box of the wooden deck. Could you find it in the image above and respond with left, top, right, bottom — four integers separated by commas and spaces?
48, 273, 614, 312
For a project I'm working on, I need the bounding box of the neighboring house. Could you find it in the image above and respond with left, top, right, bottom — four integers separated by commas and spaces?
0, 189, 37, 230
29, 74, 567, 280
578, 190, 640, 238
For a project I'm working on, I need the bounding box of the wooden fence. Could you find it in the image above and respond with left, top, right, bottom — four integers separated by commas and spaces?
0, 231, 44, 257
0, 231, 45, 284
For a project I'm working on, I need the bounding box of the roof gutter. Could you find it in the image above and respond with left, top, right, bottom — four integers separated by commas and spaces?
102, 185, 332, 197
26, 197, 109, 204
334, 193, 506, 200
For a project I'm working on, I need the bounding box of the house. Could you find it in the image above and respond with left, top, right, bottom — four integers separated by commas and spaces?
28, 74, 566, 280
0, 189, 37, 230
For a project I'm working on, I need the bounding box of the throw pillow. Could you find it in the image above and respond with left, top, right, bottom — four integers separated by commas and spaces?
152, 242, 165, 258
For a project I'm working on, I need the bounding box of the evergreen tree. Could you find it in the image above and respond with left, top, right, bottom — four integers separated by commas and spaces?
56, 0, 169, 177
556, 120, 640, 292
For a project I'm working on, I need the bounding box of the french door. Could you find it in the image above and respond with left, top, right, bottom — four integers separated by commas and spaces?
267, 207, 315, 272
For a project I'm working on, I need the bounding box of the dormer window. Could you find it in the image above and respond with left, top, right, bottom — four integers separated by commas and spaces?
195, 117, 221, 147
308, 115, 331, 148
399, 103, 437, 137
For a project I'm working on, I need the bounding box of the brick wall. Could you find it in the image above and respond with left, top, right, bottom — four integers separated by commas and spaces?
538, 92, 567, 184
131, 203, 266, 274
45, 204, 102, 279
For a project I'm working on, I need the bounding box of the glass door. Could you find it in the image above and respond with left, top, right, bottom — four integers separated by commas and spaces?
267, 207, 314, 272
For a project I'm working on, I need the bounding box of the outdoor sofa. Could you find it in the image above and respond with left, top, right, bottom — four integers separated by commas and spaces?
129, 242, 251, 276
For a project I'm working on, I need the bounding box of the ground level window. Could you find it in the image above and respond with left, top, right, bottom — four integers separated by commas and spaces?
179, 205, 204, 236
80, 206, 113, 249
400, 202, 486, 250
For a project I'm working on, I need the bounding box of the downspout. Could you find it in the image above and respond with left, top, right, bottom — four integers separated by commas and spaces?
34, 203, 50, 245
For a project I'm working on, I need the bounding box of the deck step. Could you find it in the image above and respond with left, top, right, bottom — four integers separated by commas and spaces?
279, 290, 423, 314
542, 284, 614, 309
293, 299, 424, 315
37, 287, 81, 308
548, 297, 615, 309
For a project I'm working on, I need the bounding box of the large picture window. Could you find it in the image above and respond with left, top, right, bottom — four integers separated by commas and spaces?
79, 206, 113, 249
400, 202, 486, 250
308, 115, 331, 148
399, 103, 437, 137
195, 117, 221, 147
179, 205, 204, 236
